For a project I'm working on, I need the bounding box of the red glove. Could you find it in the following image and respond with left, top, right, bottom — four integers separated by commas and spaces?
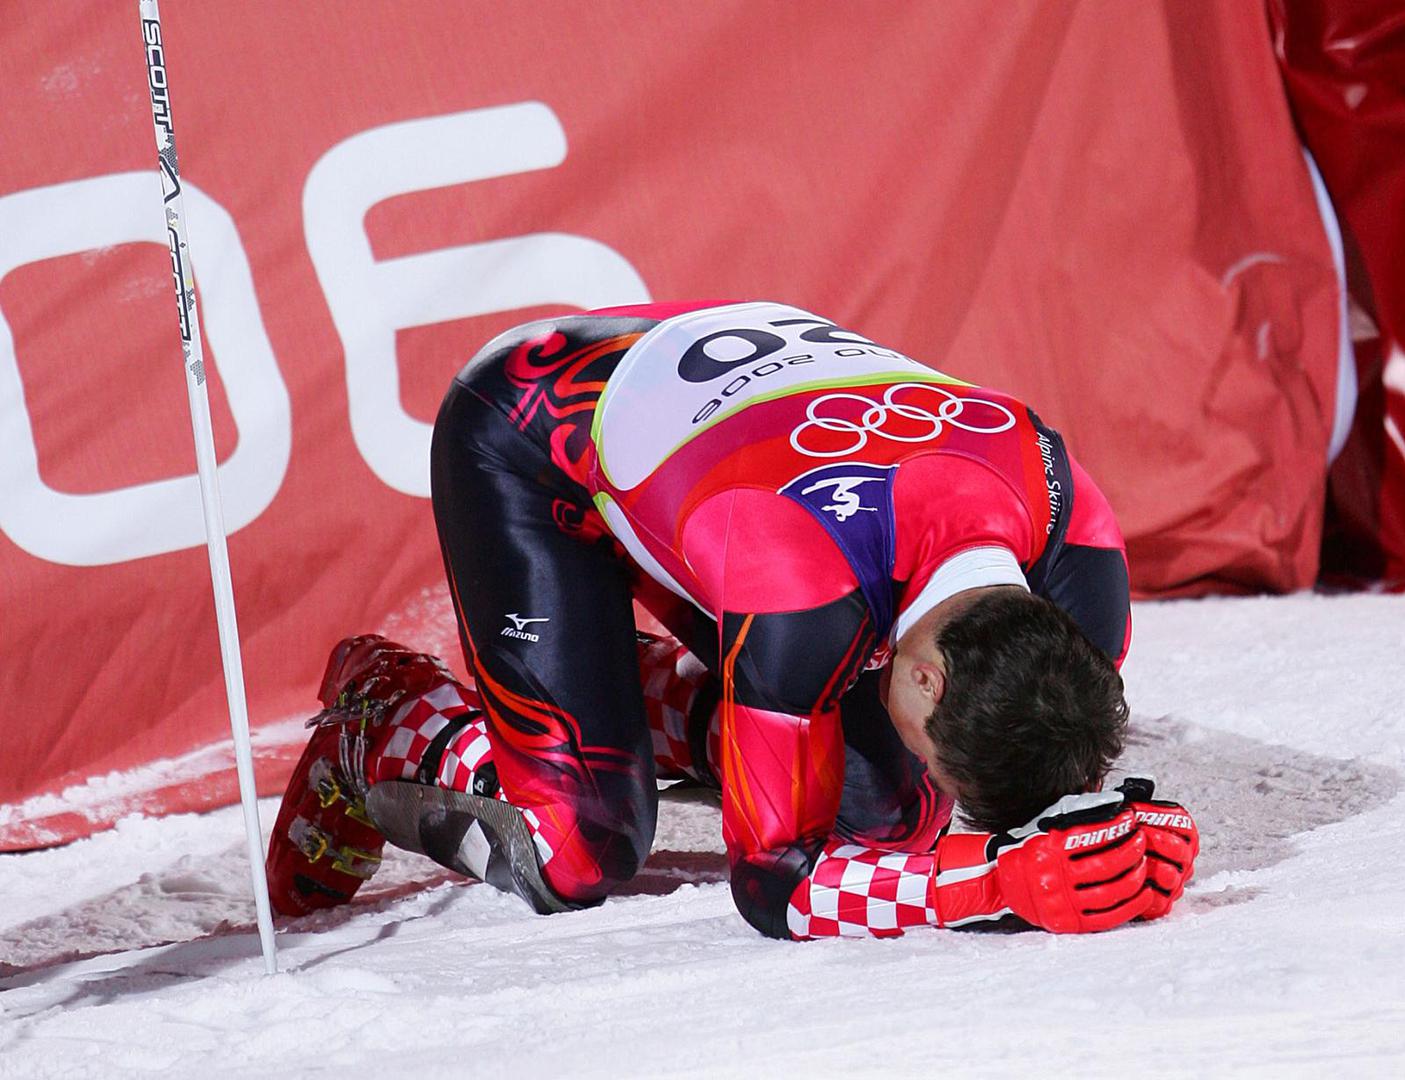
1116, 777, 1199, 920
935, 791, 1153, 933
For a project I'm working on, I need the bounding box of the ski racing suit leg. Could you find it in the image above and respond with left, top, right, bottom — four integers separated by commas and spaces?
266, 624, 730, 917
428, 317, 661, 907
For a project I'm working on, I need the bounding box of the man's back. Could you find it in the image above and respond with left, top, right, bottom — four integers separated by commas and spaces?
587, 300, 1122, 657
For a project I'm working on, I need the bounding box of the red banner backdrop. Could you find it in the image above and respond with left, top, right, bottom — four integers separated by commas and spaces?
0, 2, 1343, 848
1269, 0, 1405, 588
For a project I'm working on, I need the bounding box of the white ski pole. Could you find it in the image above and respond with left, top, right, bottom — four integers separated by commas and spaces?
138, 0, 278, 975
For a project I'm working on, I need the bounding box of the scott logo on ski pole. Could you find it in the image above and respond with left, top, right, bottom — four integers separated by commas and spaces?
142, 18, 174, 139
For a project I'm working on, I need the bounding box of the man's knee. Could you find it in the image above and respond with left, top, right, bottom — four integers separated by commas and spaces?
530, 782, 658, 906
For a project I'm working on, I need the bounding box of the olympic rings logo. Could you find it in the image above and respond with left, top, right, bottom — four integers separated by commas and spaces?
789, 383, 1017, 458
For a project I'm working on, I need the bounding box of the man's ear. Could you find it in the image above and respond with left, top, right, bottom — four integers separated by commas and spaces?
912, 660, 947, 707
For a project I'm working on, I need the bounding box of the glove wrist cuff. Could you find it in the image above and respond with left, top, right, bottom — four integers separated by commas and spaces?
932, 832, 1007, 928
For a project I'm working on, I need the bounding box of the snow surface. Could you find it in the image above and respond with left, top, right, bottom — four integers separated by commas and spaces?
2, 593, 1403, 1078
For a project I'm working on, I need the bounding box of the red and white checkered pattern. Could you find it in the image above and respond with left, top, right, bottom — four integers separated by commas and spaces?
436, 719, 494, 793
368, 681, 484, 787
519, 807, 556, 866
787, 840, 937, 939
637, 634, 716, 782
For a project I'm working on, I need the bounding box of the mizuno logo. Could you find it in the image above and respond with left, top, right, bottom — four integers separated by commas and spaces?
502, 613, 549, 642
1063, 818, 1134, 850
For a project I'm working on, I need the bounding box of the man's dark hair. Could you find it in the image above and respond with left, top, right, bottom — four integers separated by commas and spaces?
925, 588, 1128, 834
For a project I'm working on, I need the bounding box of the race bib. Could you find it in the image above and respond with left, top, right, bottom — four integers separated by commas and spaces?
592, 301, 954, 490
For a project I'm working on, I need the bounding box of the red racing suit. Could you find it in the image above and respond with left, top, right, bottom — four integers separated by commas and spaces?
576, 301, 1132, 937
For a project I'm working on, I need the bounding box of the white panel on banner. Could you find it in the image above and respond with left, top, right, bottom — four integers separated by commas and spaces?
0, 173, 290, 566
303, 101, 650, 498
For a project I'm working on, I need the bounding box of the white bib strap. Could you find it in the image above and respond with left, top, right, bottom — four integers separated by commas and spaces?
891, 546, 1028, 645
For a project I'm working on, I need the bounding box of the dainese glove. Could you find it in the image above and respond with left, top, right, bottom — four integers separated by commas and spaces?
1116, 777, 1199, 920
934, 791, 1153, 933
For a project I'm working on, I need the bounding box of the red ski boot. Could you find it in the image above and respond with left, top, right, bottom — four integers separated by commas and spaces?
266, 635, 463, 916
